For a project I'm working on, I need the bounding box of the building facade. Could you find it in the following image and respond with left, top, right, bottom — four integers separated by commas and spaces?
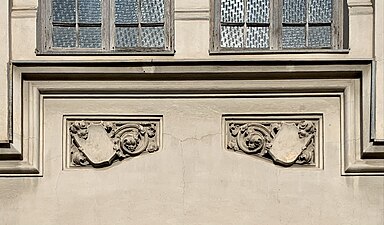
0, 0, 383, 224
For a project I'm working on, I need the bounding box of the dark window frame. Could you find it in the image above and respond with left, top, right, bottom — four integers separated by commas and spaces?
37, 0, 174, 55
210, 0, 348, 54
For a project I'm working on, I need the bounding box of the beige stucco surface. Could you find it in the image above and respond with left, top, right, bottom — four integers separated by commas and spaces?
374, 0, 384, 139
0, 0, 9, 141
4, 1, 382, 142
0, 96, 383, 225
0, 0, 383, 224
6, 0, 375, 61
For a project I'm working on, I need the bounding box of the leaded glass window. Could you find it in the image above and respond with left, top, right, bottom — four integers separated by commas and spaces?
38, 0, 173, 54
212, 0, 344, 52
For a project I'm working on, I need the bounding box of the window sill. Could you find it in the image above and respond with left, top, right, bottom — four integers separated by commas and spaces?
35, 49, 176, 56
209, 49, 350, 55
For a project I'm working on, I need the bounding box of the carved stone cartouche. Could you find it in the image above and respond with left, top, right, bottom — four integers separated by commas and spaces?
69, 120, 160, 168
227, 120, 317, 166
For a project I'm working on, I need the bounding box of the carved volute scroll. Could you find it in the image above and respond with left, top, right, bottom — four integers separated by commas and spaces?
68, 118, 161, 168
225, 117, 319, 167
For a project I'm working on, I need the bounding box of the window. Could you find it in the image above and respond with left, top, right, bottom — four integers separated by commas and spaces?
37, 0, 174, 54
211, 0, 345, 53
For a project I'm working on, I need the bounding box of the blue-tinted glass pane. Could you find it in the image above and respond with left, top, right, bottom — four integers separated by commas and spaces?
309, 0, 332, 23
220, 26, 244, 48
53, 26, 76, 47
115, 27, 139, 47
247, 0, 269, 23
141, 0, 164, 23
309, 26, 331, 47
283, 0, 306, 23
221, 0, 244, 23
141, 27, 165, 47
115, 0, 138, 23
282, 26, 306, 48
246, 27, 269, 48
79, 27, 102, 48
52, 0, 76, 23
78, 0, 102, 23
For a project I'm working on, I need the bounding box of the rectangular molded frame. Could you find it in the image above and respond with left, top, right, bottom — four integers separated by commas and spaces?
63, 115, 163, 170
0, 60, 382, 176
222, 114, 324, 169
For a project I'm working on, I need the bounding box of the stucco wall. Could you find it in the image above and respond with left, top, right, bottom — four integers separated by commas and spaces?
0, 0, 383, 224
7, 0, 376, 60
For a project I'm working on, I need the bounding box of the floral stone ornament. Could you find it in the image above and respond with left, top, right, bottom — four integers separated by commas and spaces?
69, 119, 160, 168
226, 120, 317, 166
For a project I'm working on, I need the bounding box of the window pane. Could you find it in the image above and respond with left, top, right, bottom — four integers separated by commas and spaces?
78, 0, 102, 23
141, 0, 164, 23
247, 0, 269, 23
282, 26, 305, 48
141, 27, 165, 47
115, 27, 139, 47
53, 26, 76, 47
79, 27, 102, 48
309, 26, 331, 47
283, 0, 306, 23
246, 27, 269, 48
52, 0, 76, 23
221, 0, 244, 23
115, 0, 138, 24
309, 0, 332, 23
221, 26, 244, 48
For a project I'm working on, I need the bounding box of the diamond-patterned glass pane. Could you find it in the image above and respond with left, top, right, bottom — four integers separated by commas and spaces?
78, 0, 102, 23
52, 0, 76, 23
115, 0, 138, 23
53, 26, 76, 47
79, 27, 102, 48
309, 26, 331, 47
309, 0, 332, 23
115, 27, 139, 47
247, 0, 269, 23
221, 0, 244, 23
283, 0, 306, 23
141, 0, 164, 23
141, 27, 165, 47
246, 27, 269, 48
282, 26, 306, 48
220, 26, 244, 48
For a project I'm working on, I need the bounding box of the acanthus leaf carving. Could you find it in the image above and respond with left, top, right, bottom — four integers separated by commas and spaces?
69, 119, 160, 168
226, 119, 317, 167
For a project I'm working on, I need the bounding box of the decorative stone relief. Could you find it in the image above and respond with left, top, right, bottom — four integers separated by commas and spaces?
225, 118, 319, 167
68, 118, 161, 168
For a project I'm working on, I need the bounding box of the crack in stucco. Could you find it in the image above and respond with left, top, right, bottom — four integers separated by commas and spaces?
163, 132, 221, 144
163, 132, 221, 222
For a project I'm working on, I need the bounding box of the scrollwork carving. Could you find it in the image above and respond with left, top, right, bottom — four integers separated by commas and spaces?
226, 119, 317, 167
68, 119, 160, 168
228, 123, 276, 156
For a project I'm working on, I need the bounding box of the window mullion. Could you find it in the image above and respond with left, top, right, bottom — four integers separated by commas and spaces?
102, 0, 111, 51
333, 0, 341, 49
75, 0, 79, 48
269, 0, 275, 50
271, 0, 281, 50
305, 0, 309, 47
215, 0, 221, 51
164, 0, 169, 50
243, 0, 248, 48
47, 0, 54, 50
137, 0, 143, 47
110, 0, 116, 50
